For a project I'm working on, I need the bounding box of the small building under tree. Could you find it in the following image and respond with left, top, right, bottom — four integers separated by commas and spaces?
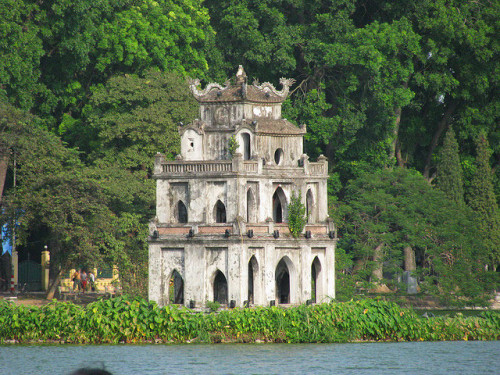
148, 66, 336, 307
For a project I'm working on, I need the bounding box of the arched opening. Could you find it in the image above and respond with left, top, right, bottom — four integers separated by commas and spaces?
248, 256, 258, 304
213, 270, 228, 304
274, 148, 284, 165
272, 187, 287, 223
242, 133, 251, 160
247, 188, 256, 223
176, 200, 188, 223
306, 189, 314, 223
214, 200, 226, 223
275, 258, 291, 304
169, 270, 184, 304
311, 257, 322, 303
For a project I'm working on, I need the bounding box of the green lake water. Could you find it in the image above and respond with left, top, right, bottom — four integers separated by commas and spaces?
1, 341, 498, 375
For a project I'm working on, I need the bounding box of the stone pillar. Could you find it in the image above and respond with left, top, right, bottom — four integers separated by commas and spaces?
266, 217, 274, 234
317, 154, 328, 174
301, 154, 309, 174
41, 246, 50, 291
11, 250, 18, 287
154, 152, 164, 175
148, 244, 162, 304
325, 243, 336, 300
112, 265, 119, 283
232, 152, 243, 172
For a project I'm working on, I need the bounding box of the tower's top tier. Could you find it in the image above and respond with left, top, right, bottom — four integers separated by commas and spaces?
187, 66, 298, 128
189, 65, 295, 104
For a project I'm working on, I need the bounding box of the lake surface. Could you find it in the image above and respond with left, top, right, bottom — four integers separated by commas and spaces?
1, 341, 498, 375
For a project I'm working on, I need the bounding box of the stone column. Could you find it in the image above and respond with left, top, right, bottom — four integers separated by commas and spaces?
41, 246, 50, 291
232, 152, 243, 172
301, 154, 309, 174
154, 152, 164, 175
325, 243, 336, 300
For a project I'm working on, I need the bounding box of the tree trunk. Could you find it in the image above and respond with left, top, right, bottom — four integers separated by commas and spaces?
0, 149, 9, 202
390, 106, 402, 164
371, 243, 384, 281
353, 258, 367, 274
423, 102, 458, 180
46, 269, 64, 300
389, 81, 408, 167
404, 246, 416, 271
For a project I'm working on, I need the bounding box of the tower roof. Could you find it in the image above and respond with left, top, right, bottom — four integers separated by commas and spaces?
189, 65, 295, 104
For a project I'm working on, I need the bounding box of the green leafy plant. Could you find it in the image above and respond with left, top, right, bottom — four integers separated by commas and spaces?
228, 135, 239, 158
0, 297, 498, 344
288, 191, 307, 238
206, 301, 221, 312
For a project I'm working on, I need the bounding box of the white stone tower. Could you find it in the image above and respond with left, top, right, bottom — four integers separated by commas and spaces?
148, 66, 336, 308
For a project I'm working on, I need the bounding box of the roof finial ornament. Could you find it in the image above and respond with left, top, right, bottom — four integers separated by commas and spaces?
236, 65, 247, 84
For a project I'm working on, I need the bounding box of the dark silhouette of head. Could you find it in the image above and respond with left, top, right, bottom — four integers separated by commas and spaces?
70, 368, 113, 375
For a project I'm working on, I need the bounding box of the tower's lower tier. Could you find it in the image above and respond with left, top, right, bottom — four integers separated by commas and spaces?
148, 236, 336, 308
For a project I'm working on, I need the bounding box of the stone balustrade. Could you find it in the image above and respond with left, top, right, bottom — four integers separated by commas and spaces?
154, 223, 330, 238
162, 161, 232, 174
154, 153, 328, 177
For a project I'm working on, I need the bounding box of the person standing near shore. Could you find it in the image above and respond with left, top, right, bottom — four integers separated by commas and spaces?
72, 269, 81, 291
81, 270, 87, 292
88, 271, 95, 291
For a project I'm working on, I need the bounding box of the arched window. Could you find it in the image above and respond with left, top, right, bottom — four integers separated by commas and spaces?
247, 189, 256, 223
176, 200, 188, 223
213, 270, 228, 304
274, 148, 284, 165
248, 256, 258, 305
169, 270, 184, 304
306, 189, 314, 223
241, 133, 251, 160
214, 200, 226, 223
272, 187, 287, 223
275, 258, 290, 304
311, 257, 322, 303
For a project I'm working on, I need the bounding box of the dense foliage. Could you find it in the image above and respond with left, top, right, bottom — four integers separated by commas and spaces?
287, 192, 307, 238
1, 0, 498, 302
0, 297, 498, 344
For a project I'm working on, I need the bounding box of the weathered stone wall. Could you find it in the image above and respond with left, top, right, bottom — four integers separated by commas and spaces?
149, 237, 335, 307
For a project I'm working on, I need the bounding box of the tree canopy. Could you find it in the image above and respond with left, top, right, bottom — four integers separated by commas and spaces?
1, 0, 498, 301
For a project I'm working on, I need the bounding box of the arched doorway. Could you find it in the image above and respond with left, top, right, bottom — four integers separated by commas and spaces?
213, 270, 228, 304
306, 189, 314, 223
176, 200, 188, 223
169, 270, 184, 304
275, 258, 291, 304
247, 188, 256, 222
248, 256, 258, 304
272, 187, 287, 223
214, 200, 226, 223
311, 257, 322, 303
241, 133, 251, 160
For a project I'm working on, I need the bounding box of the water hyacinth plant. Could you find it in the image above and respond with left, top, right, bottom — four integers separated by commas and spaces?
0, 296, 498, 344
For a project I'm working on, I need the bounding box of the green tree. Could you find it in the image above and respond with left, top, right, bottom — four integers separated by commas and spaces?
287, 191, 306, 238
74, 70, 197, 295
0, 0, 44, 110
339, 167, 491, 304
78, 69, 197, 168
436, 127, 464, 205
0, 101, 117, 298
0, 0, 212, 133
466, 134, 500, 270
